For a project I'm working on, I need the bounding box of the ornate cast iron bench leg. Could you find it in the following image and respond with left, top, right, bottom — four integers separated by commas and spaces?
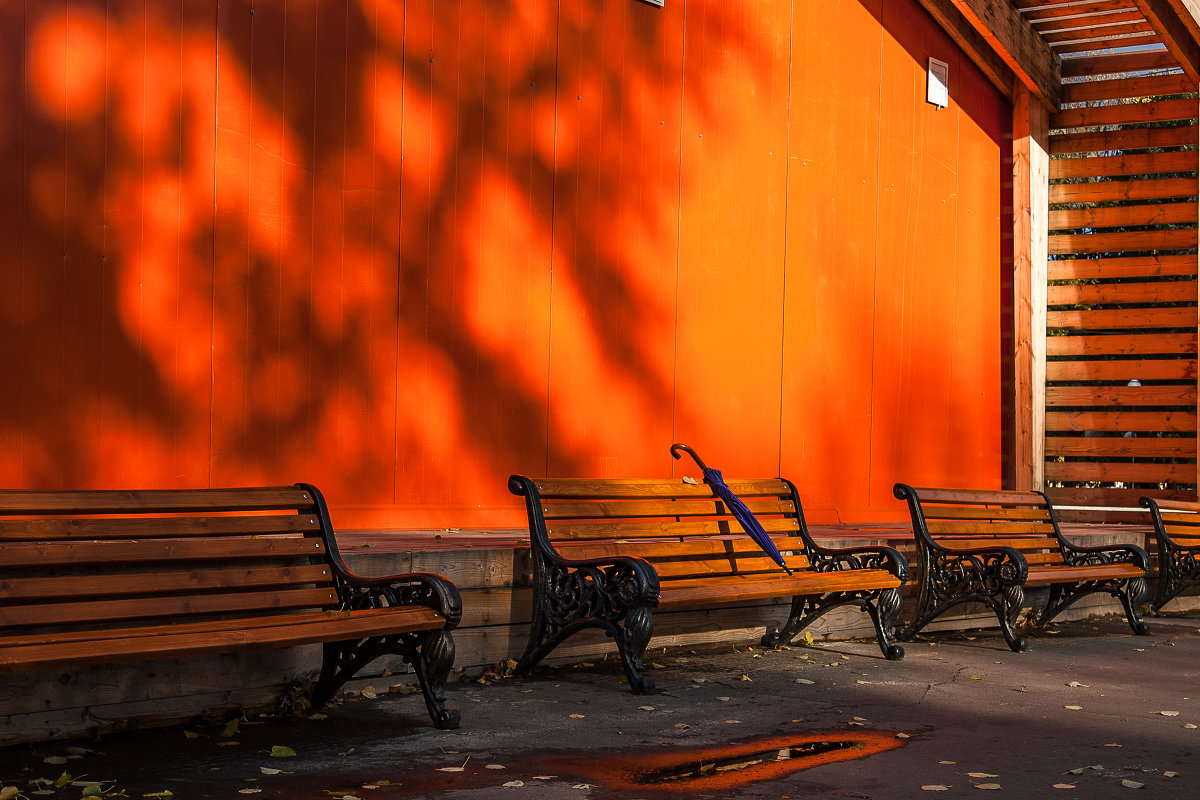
613, 606, 656, 694
866, 587, 905, 660
412, 628, 461, 730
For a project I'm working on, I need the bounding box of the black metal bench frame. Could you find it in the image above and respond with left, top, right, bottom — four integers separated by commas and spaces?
510, 474, 909, 693
0, 483, 462, 729
1141, 496, 1200, 612
894, 483, 1150, 652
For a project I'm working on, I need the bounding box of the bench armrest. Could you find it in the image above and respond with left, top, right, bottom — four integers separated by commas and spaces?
336, 570, 464, 628
537, 552, 661, 607
926, 544, 1030, 587
806, 543, 909, 582
1062, 542, 1150, 571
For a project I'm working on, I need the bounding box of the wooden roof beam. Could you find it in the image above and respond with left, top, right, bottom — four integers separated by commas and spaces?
944, 0, 1062, 111
1135, 0, 1200, 86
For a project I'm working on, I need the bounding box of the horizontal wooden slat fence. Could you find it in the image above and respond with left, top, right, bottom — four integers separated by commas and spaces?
1038, 6, 1199, 510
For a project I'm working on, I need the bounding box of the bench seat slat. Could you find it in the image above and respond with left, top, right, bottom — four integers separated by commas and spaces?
0, 487, 315, 515
544, 517, 801, 541
554, 536, 810, 560
0, 587, 340, 628
529, 478, 791, 499
1024, 563, 1144, 585
0, 564, 334, 602
0, 514, 321, 542
0, 606, 445, 673
658, 570, 901, 611
934, 536, 1062, 551
2, 538, 325, 568
539, 498, 796, 520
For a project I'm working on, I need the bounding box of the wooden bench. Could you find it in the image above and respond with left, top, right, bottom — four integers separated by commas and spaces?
509, 474, 909, 693
1140, 496, 1200, 612
0, 484, 462, 729
893, 484, 1150, 652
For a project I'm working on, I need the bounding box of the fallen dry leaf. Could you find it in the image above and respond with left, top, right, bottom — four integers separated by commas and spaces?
222, 719, 240, 738
968, 676, 983, 681
921, 785, 950, 791
486, 764, 506, 770
269, 746, 297, 758
259, 768, 283, 775
361, 686, 378, 700
568, 714, 585, 719
716, 697, 730, 702
967, 773, 999, 779
571, 784, 594, 790
725, 719, 743, 724
1121, 780, 1145, 789
1067, 681, 1089, 688
741, 674, 753, 682
503, 781, 525, 788
1053, 784, 1075, 790
1064, 705, 1083, 710
532, 776, 557, 780
975, 783, 1001, 790
897, 733, 912, 739
795, 678, 815, 685
237, 791, 262, 795
437, 767, 465, 773
1157, 711, 1180, 717
1164, 771, 1179, 778
1185, 724, 1197, 729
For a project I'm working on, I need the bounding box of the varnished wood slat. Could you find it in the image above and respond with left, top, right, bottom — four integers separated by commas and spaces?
0, 606, 445, 673
529, 478, 791, 499
545, 517, 800, 541
925, 521, 1057, 536
1048, 228, 1198, 256
0, 487, 314, 515
1024, 563, 1144, 585
1045, 460, 1196, 483
0, 606, 419, 649
0, 587, 339, 629
553, 536, 809, 561
1049, 150, 1198, 180
1045, 435, 1195, 459
1047, 254, 1198, 281
654, 556, 811, 580
1048, 201, 1196, 231
932, 536, 1063, 552
1046, 486, 1185, 508
1059, 48, 1180, 77
1060, 72, 1193, 103
1050, 124, 1197, 155
1049, 176, 1198, 204
1052, 32, 1160, 55
1046, 358, 1196, 382
0, 564, 335, 603
1146, 499, 1200, 513
1045, 410, 1196, 433
1053, 98, 1198, 130
1045, 384, 1195, 407
909, 488, 1047, 506
918, 506, 1052, 521
1033, 8, 1146, 31
658, 570, 900, 611
1048, 279, 1196, 308
1046, 332, 1196, 358
0, 513, 320, 542
1043, 20, 1154, 44
1047, 306, 1199, 331
1, 538, 326, 569
539, 498, 796, 520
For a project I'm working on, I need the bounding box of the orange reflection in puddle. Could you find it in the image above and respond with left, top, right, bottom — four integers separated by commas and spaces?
535, 730, 907, 793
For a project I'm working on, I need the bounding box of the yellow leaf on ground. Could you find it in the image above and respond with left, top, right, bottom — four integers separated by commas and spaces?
921, 785, 950, 791
1053, 784, 1075, 790
975, 784, 1002, 790
968, 773, 999, 778
269, 746, 297, 758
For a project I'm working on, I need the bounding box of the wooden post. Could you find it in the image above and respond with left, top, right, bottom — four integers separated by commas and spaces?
1012, 87, 1049, 491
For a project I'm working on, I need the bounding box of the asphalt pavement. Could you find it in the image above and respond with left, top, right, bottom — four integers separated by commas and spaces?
2, 615, 1198, 800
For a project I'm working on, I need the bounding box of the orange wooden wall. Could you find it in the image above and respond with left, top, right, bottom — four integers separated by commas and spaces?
0, 0, 1006, 528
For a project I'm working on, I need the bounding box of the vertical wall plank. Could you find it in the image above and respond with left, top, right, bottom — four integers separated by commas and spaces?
672, 0, 790, 479
546, 0, 684, 478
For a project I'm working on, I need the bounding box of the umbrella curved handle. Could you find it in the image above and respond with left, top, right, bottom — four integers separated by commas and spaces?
670, 442, 710, 472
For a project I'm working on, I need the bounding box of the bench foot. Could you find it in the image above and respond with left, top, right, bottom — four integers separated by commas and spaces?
615, 606, 656, 694
868, 587, 905, 660
415, 628, 460, 729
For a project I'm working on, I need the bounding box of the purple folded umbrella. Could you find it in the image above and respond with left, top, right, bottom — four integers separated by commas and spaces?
671, 443, 793, 576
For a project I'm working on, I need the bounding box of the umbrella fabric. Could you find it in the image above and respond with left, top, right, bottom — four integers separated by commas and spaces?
701, 467, 793, 576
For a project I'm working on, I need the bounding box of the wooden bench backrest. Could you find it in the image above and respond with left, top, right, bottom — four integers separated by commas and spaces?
516, 477, 809, 578
0, 486, 341, 634
1142, 497, 1200, 548
896, 486, 1068, 565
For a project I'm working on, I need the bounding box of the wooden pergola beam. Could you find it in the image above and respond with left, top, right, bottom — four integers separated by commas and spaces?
945, 0, 1062, 111
1136, 0, 1200, 87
